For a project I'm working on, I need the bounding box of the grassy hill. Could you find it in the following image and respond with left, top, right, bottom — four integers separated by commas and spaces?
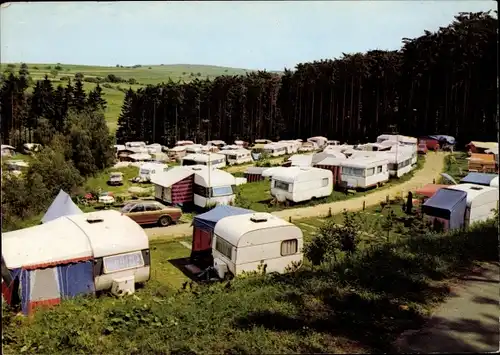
1, 63, 255, 132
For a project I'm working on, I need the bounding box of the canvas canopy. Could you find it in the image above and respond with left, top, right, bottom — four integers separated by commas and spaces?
42, 190, 83, 224
193, 205, 252, 231
460, 172, 498, 186
415, 184, 448, 198
422, 188, 467, 229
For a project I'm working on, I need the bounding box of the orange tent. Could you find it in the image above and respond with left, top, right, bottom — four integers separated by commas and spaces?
468, 153, 496, 173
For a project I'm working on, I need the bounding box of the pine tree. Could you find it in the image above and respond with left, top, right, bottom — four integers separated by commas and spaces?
115, 88, 135, 143
72, 79, 86, 112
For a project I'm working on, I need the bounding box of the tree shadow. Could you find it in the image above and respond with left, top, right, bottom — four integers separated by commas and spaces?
472, 295, 499, 305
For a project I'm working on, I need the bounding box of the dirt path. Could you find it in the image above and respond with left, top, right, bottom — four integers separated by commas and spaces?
146, 152, 446, 240
393, 262, 500, 353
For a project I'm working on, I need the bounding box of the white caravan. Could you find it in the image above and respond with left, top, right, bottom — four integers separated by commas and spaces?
176, 140, 195, 146
307, 136, 328, 149
271, 167, 333, 203
390, 144, 417, 165
223, 149, 252, 165
139, 162, 169, 182
212, 213, 303, 278
185, 144, 204, 154
255, 139, 273, 144
278, 140, 301, 154
382, 151, 414, 178
340, 157, 389, 189
447, 184, 499, 227
189, 166, 237, 208
125, 141, 148, 154
181, 153, 226, 169
263, 143, 288, 157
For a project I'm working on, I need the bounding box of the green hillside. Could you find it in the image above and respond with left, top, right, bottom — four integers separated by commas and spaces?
1, 63, 255, 132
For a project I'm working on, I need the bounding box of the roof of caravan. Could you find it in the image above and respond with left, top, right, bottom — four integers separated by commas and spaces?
468, 153, 496, 162
261, 167, 285, 178
415, 184, 448, 198
220, 148, 250, 155
2, 210, 148, 268
169, 146, 187, 152
151, 167, 194, 187
2, 216, 93, 269
313, 151, 346, 163
314, 156, 345, 166
460, 172, 498, 186
341, 156, 389, 168
288, 154, 314, 167
128, 153, 152, 161
214, 213, 301, 247
447, 184, 499, 203
245, 166, 269, 175
264, 142, 288, 149
42, 190, 83, 224
182, 153, 225, 162
193, 205, 253, 231
468, 141, 498, 150
140, 162, 167, 170
308, 136, 328, 141
272, 166, 330, 183
423, 188, 467, 212
191, 166, 236, 187
491, 177, 499, 187
378, 134, 417, 144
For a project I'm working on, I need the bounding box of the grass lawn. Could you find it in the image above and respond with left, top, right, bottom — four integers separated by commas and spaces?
83, 165, 151, 197
441, 151, 469, 182
235, 156, 425, 212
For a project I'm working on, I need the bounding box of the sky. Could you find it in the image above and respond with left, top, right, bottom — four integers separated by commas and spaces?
0, 1, 496, 71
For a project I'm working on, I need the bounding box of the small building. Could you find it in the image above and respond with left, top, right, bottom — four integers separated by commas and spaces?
190, 205, 252, 267
468, 153, 496, 173
270, 167, 333, 203
1, 210, 150, 315
447, 184, 499, 227
1, 145, 15, 157
466, 141, 498, 154
244, 167, 269, 182
181, 153, 226, 169
152, 166, 237, 209
212, 212, 304, 278
422, 188, 467, 231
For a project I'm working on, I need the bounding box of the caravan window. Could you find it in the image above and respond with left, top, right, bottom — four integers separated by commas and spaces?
103, 251, 145, 274
212, 186, 234, 197
342, 167, 364, 177
183, 159, 200, 166
377, 166, 383, 173
274, 180, 290, 191
193, 184, 209, 197
281, 239, 298, 256
215, 236, 233, 260
365, 167, 375, 177
321, 178, 329, 187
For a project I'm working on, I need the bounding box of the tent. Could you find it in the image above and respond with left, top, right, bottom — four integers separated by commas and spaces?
460, 172, 498, 187
42, 190, 83, 224
415, 184, 448, 199
191, 205, 252, 266
428, 135, 456, 145
422, 188, 467, 231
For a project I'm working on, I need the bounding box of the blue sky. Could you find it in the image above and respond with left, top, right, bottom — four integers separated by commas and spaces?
0, 1, 496, 71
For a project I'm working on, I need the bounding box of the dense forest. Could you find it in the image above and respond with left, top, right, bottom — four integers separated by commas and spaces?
0, 68, 114, 231
114, 11, 497, 147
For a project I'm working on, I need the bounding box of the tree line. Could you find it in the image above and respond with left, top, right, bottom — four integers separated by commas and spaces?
116, 11, 497, 147
1, 68, 114, 231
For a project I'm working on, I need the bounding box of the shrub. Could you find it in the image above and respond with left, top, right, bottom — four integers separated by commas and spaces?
75, 72, 84, 80
127, 78, 137, 85
54, 65, 62, 70
102, 83, 113, 89
7, 63, 15, 68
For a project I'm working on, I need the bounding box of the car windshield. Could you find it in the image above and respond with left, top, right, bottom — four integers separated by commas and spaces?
122, 204, 134, 212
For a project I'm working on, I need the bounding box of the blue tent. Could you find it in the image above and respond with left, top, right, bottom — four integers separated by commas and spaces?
42, 190, 83, 224
193, 205, 253, 231
460, 172, 498, 186
422, 188, 467, 230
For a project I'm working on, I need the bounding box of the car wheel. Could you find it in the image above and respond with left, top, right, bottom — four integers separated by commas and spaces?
158, 216, 172, 227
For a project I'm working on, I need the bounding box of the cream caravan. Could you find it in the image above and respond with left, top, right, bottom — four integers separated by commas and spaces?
340, 157, 389, 189
271, 167, 333, 203
447, 184, 499, 227
212, 213, 303, 278
189, 166, 237, 208
263, 143, 288, 157
223, 149, 252, 165
181, 153, 226, 169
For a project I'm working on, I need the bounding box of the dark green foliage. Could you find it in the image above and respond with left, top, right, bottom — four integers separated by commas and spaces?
115, 12, 495, 146
74, 72, 84, 80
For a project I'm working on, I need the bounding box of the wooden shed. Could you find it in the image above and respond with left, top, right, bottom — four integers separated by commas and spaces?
468, 153, 497, 173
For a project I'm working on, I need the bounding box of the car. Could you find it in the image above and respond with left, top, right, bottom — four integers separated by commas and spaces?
417, 143, 428, 155
107, 172, 124, 186
99, 192, 115, 205
121, 200, 182, 227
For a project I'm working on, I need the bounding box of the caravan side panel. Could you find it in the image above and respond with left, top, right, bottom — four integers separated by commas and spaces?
171, 175, 194, 204
57, 261, 95, 298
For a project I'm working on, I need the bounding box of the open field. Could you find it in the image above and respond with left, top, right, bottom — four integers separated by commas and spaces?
1, 63, 256, 132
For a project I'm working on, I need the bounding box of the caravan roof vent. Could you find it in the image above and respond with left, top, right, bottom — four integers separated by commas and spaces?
250, 213, 268, 223
87, 214, 104, 224
191, 167, 203, 171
